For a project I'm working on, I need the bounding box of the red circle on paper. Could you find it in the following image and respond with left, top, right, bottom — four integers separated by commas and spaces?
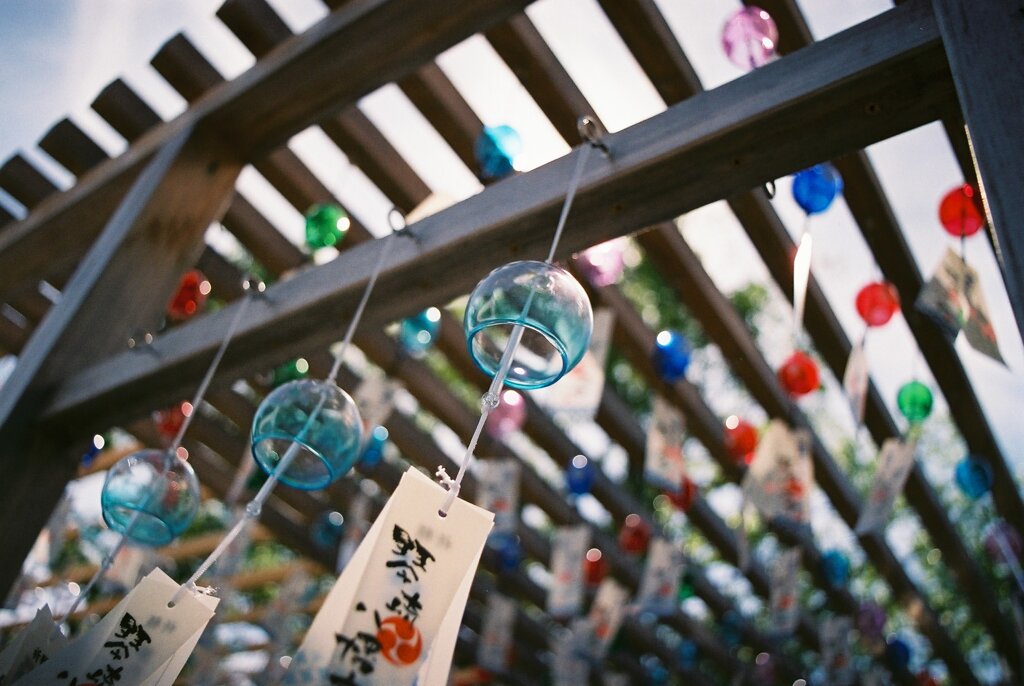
377, 615, 423, 666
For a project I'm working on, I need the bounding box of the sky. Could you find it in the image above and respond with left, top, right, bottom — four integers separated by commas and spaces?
0, 0, 1021, 675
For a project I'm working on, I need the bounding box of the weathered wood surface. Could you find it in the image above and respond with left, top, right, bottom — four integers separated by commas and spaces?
0, 0, 532, 298
45, 3, 952, 433
933, 0, 1024, 346
0, 124, 243, 595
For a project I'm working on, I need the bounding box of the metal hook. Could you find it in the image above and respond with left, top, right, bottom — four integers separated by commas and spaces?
577, 115, 610, 156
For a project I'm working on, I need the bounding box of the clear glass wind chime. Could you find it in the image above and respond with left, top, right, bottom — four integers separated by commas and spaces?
167, 210, 407, 605
436, 116, 607, 516
61, 275, 265, 625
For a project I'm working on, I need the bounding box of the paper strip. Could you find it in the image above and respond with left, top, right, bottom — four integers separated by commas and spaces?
476, 593, 516, 672
855, 438, 917, 535
637, 538, 683, 616
284, 467, 493, 686
474, 459, 520, 536
644, 396, 686, 490
547, 525, 590, 618
15, 568, 218, 685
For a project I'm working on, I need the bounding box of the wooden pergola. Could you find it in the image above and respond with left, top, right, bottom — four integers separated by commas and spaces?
0, 0, 1021, 682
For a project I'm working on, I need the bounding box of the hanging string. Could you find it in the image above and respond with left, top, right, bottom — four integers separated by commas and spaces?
58, 276, 263, 626
438, 126, 602, 517
792, 216, 813, 343
170, 211, 406, 606
328, 210, 405, 383
169, 280, 263, 454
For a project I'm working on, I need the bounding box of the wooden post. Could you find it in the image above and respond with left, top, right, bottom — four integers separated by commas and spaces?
0, 123, 242, 595
932, 0, 1024, 345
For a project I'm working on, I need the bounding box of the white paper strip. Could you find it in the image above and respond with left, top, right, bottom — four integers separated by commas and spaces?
355, 373, 400, 429
587, 578, 629, 658
637, 538, 683, 616
474, 459, 520, 536
792, 230, 813, 338
855, 438, 917, 535
15, 568, 218, 686
769, 548, 801, 635
534, 308, 613, 419
551, 620, 591, 686
476, 593, 516, 672
842, 340, 869, 425
0, 606, 65, 684
547, 525, 590, 618
743, 420, 813, 525
820, 615, 854, 686
644, 396, 686, 490
284, 467, 493, 686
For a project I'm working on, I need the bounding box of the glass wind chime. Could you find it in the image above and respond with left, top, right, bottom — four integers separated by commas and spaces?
164, 210, 407, 605
916, 183, 1003, 363
721, 5, 779, 71
955, 453, 1024, 592
62, 275, 264, 624
436, 117, 606, 515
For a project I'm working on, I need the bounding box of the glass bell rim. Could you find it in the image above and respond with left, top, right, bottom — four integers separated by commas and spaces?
466, 317, 572, 390
101, 503, 179, 547
251, 432, 347, 491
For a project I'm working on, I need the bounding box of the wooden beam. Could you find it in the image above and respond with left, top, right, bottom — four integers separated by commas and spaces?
602, 0, 1014, 674
44, 4, 953, 432
38, 119, 110, 178
932, 0, 1024, 344
0, 123, 243, 596
218, 0, 432, 212
0, 154, 58, 209
92, 79, 163, 142
398, 63, 483, 173
748, 0, 1024, 538
0, 0, 532, 298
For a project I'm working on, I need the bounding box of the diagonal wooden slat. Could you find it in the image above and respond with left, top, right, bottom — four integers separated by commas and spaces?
0, 0, 533, 299
38, 119, 110, 178
0, 154, 59, 210
598, 0, 1015, 677
217, 0, 432, 212
43, 4, 954, 435
92, 79, 163, 143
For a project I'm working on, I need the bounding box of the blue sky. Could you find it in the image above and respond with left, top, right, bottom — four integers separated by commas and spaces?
1, 0, 1022, 507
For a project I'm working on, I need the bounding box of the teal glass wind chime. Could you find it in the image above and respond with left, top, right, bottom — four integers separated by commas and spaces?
168, 210, 407, 605
61, 275, 265, 624
437, 116, 608, 515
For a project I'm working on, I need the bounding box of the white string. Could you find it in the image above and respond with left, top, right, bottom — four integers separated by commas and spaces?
169, 440, 305, 606
546, 143, 592, 264
328, 228, 401, 383
439, 142, 595, 515
173, 221, 403, 601
58, 285, 258, 626
169, 291, 257, 454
